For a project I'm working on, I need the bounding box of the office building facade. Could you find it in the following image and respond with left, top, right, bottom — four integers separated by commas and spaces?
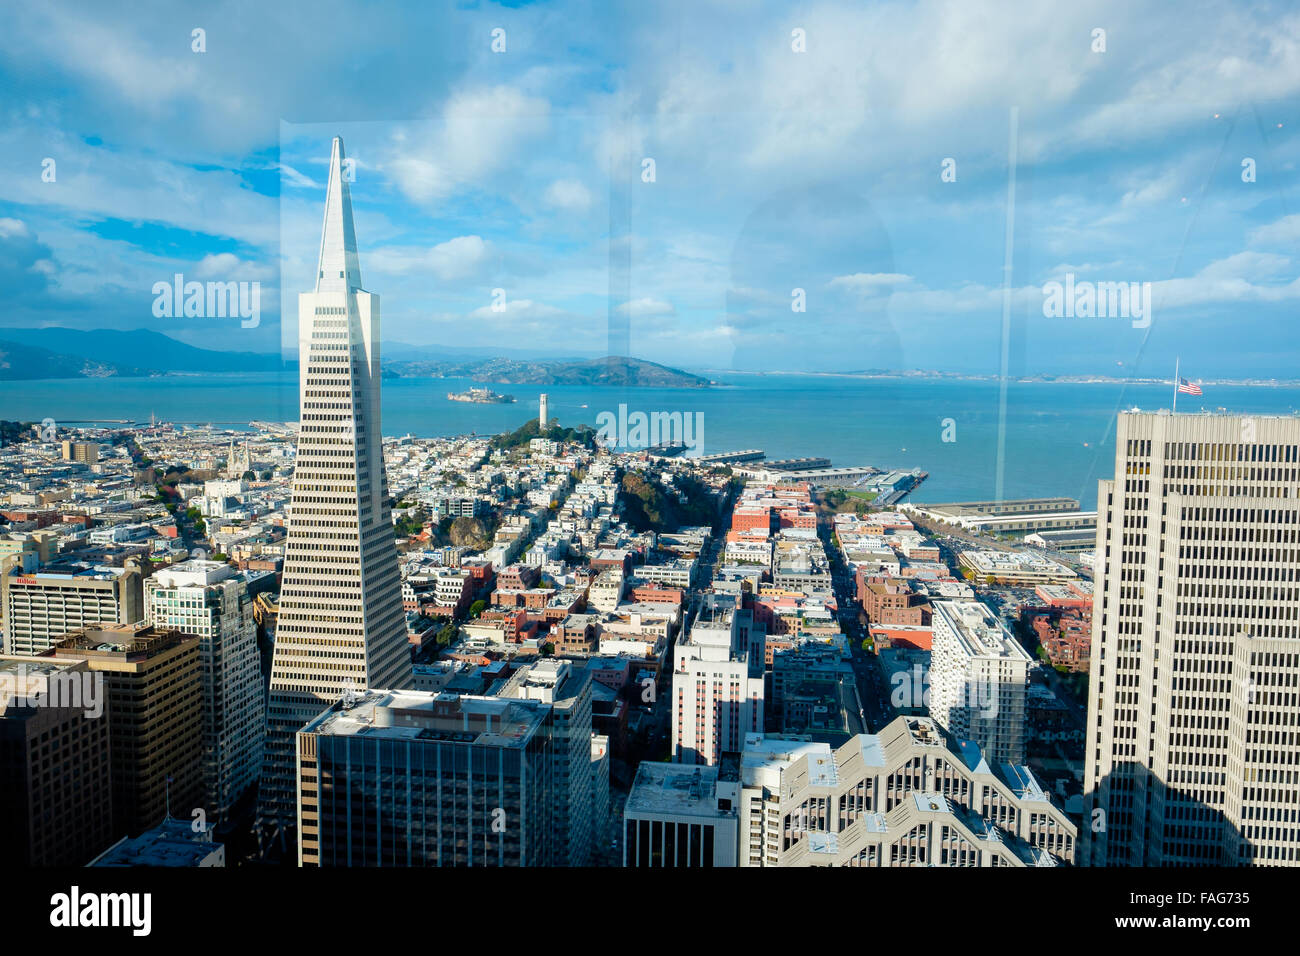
52, 624, 204, 838
145, 560, 264, 821
1084, 411, 1300, 866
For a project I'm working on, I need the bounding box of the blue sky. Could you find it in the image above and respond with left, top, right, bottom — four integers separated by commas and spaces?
1, 0, 1298, 377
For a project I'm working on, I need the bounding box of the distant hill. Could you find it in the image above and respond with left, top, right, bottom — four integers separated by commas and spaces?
0, 327, 282, 374
385, 355, 712, 388
381, 341, 600, 363
0, 327, 706, 385
0, 339, 153, 380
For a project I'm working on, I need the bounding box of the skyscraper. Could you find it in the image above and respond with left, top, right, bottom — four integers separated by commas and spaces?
52, 624, 204, 839
929, 599, 1030, 766
145, 560, 264, 824
258, 137, 412, 843
671, 604, 765, 766
1, 657, 114, 866
1083, 410, 1300, 866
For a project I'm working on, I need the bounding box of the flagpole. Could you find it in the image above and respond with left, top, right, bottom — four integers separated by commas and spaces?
1173, 356, 1180, 412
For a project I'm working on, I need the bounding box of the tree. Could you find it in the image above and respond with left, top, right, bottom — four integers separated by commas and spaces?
469, 599, 486, 619
436, 624, 458, 647
541, 642, 556, 657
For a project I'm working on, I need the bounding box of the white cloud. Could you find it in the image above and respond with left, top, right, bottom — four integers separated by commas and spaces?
543, 178, 594, 211
829, 272, 913, 293
368, 235, 494, 282
193, 253, 276, 281
278, 164, 319, 189
1251, 213, 1300, 245
466, 298, 566, 321
616, 297, 675, 317
384, 86, 551, 204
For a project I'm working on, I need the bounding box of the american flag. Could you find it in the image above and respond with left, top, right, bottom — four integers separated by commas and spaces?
1177, 377, 1202, 396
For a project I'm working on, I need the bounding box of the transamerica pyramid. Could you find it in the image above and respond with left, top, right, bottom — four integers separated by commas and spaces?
258, 137, 412, 851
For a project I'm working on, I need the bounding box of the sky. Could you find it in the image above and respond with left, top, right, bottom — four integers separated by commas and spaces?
1, 0, 1299, 377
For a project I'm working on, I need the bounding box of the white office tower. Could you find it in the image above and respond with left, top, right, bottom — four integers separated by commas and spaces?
1084, 411, 1300, 867
671, 603, 764, 766
736, 717, 1076, 867
144, 560, 264, 823
259, 137, 413, 842
539, 393, 550, 428
929, 600, 1030, 766
502, 659, 595, 865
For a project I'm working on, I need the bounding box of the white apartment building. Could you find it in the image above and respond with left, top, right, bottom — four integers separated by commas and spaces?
145, 559, 265, 821
738, 716, 1075, 867
502, 659, 596, 865
1084, 411, 1300, 867
636, 559, 696, 589
929, 600, 1030, 766
671, 606, 764, 766
588, 568, 625, 613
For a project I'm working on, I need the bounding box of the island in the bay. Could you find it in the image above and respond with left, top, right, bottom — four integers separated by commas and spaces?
446, 386, 517, 404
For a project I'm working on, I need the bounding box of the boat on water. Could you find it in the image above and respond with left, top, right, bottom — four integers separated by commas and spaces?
446, 387, 517, 404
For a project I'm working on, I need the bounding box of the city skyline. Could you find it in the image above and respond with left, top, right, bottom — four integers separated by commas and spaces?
2, 4, 1297, 934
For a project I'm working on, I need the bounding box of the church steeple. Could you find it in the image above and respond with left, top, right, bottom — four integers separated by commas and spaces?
314, 136, 361, 293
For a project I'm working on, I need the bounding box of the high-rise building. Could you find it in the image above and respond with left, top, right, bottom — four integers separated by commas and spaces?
929, 599, 1030, 766
296, 659, 603, 866
51, 624, 204, 838
499, 659, 595, 864
2, 559, 144, 656
298, 689, 558, 866
61, 440, 100, 464
591, 732, 612, 860
539, 393, 550, 428
144, 560, 264, 823
671, 604, 765, 766
259, 137, 413, 841
0, 656, 115, 865
738, 715, 1076, 867
1083, 410, 1300, 867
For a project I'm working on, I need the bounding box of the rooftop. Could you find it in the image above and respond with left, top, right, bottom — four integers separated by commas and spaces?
305, 688, 548, 748
933, 600, 1032, 662
625, 762, 735, 819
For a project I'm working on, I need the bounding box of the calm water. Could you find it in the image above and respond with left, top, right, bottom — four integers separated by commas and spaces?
5, 370, 1300, 510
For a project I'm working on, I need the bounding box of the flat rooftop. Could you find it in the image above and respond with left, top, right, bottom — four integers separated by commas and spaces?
306, 689, 548, 748
933, 600, 1031, 661
91, 818, 223, 867
625, 762, 734, 819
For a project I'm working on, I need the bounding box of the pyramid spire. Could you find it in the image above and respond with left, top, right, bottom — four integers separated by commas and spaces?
314, 136, 361, 293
